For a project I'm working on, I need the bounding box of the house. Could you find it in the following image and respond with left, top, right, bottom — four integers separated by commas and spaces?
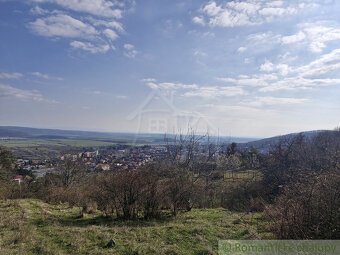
95, 164, 110, 171
25, 175, 32, 181
14, 175, 23, 184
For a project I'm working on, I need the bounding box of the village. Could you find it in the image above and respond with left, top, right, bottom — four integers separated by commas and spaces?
14, 144, 169, 182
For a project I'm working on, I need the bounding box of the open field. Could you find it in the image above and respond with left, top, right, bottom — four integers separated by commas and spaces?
0, 199, 273, 255
0, 127, 166, 146
0, 139, 117, 148
0, 139, 119, 160
0, 136, 158, 159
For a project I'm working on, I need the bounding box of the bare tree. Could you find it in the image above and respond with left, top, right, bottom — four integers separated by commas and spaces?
0, 146, 15, 200
163, 130, 223, 213
56, 159, 86, 187
0, 146, 14, 182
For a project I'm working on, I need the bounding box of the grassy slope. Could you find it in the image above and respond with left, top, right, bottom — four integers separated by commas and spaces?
0, 199, 273, 255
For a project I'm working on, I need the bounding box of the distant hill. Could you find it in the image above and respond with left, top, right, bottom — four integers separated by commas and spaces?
0, 126, 332, 151
0, 126, 258, 144
237, 130, 330, 153
0, 126, 165, 142
0, 126, 133, 139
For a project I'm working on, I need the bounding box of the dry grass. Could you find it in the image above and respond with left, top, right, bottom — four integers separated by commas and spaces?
0, 199, 273, 255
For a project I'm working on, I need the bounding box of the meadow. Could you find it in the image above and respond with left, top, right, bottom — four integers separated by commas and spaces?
0, 199, 273, 255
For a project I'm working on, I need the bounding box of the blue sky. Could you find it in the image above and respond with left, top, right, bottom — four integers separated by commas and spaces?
1, 0, 340, 137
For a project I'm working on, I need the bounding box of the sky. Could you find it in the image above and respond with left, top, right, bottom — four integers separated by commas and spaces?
1, 0, 340, 138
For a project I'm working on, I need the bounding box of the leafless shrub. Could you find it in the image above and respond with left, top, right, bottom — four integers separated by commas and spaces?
163, 169, 193, 215
138, 165, 164, 219
0, 146, 15, 200
220, 179, 264, 212
91, 169, 143, 219
266, 172, 340, 239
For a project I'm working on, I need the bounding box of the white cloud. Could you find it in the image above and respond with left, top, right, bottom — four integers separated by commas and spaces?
27, 1, 129, 55
30, 6, 49, 15
202, 2, 222, 17
303, 23, 340, 53
146, 83, 158, 89
103, 28, 118, 40
259, 77, 340, 92
70, 41, 110, 54
246, 31, 282, 48
123, 44, 138, 58
32, 0, 123, 18
87, 17, 124, 32
201, 1, 259, 27
0, 83, 55, 102
223, 73, 340, 91
29, 14, 98, 39
192, 16, 205, 26
218, 74, 276, 87
244, 96, 308, 107
196, 0, 319, 28
237, 46, 247, 53
296, 48, 340, 77
0, 72, 23, 79
276, 64, 290, 76
219, 48, 340, 92
183, 86, 246, 98
141, 78, 156, 83
30, 72, 63, 81
258, 7, 297, 18
280, 22, 340, 53
266, 1, 284, 8
31, 72, 49, 79
124, 44, 134, 50
194, 49, 207, 57
146, 82, 198, 90
244, 22, 340, 54
281, 31, 306, 44
259, 59, 275, 72
143, 80, 244, 99
260, 60, 290, 76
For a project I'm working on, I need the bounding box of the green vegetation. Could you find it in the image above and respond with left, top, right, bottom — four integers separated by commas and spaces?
0, 199, 273, 255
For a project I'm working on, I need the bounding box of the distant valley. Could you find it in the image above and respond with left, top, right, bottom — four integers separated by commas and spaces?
0, 126, 332, 157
